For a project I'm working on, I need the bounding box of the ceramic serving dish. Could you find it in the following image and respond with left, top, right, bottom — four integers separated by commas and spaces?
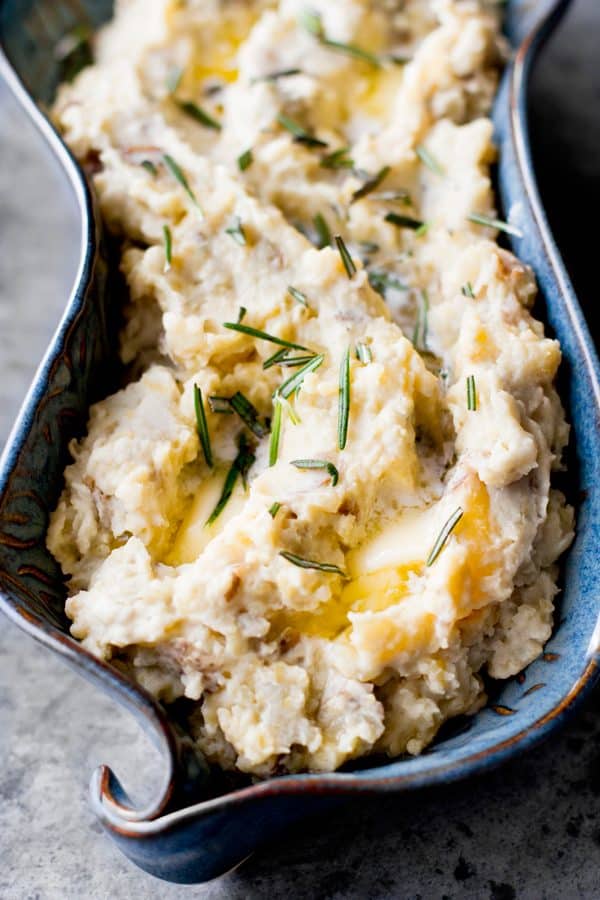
1, 0, 599, 885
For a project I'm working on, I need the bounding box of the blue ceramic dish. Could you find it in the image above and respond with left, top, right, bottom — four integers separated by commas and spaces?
1, 0, 599, 884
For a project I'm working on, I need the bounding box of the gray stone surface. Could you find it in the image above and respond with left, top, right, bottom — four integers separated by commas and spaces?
1, 2, 600, 897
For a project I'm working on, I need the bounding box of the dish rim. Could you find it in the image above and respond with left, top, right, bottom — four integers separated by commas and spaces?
1, 0, 599, 835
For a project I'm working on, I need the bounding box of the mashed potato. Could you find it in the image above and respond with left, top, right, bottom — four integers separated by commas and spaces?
48, 0, 574, 776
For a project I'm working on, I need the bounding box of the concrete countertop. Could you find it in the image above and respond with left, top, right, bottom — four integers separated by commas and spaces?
1, 2, 599, 897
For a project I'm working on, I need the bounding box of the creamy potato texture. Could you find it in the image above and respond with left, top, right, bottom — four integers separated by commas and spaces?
48, 0, 574, 775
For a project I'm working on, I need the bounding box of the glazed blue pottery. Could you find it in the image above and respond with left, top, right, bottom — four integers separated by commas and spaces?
1, 0, 599, 884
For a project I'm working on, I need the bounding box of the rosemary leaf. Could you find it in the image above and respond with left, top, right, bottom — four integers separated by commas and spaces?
224, 321, 310, 352
277, 113, 328, 148
162, 154, 202, 212
461, 281, 475, 298
237, 148, 254, 171
141, 160, 158, 176
385, 212, 424, 230
176, 100, 221, 130
334, 234, 357, 278
320, 147, 354, 170
269, 502, 282, 518
288, 285, 309, 307
253, 68, 302, 82
194, 385, 213, 468
208, 396, 234, 414
355, 342, 372, 364
279, 551, 347, 577
225, 216, 247, 246
162, 224, 172, 272
269, 398, 283, 466
229, 391, 269, 437
263, 348, 291, 370
277, 353, 325, 399
416, 144, 444, 176
466, 375, 477, 412
368, 269, 408, 296
467, 213, 523, 238
351, 166, 391, 203
237, 306, 247, 323
314, 213, 332, 248
412, 289, 429, 352
291, 458, 339, 485
338, 346, 351, 450
206, 434, 255, 524
426, 507, 464, 566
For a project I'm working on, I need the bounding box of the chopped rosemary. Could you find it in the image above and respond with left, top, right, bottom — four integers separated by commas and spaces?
278, 355, 318, 367
314, 213, 332, 248
461, 281, 475, 298
467, 213, 523, 238
416, 144, 444, 176
291, 458, 339, 485
269, 398, 283, 465
278, 394, 301, 425
301, 10, 380, 68
225, 217, 247, 246
371, 189, 412, 205
176, 100, 221, 130
254, 68, 302, 82
263, 348, 291, 370
338, 346, 351, 450
237, 306, 247, 323
368, 270, 408, 296
206, 434, 255, 525
277, 113, 328, 148
208, 396, 234, 414
162, 224, 172, 272
194, 385, 213, 468
320, 147, 354, 170
166, 66, 184, 94
224, 321, 310, 352
141, 160, 158, 176
412, 290, 429, 351
229, 391, 269, 437
237, 148, 254, 171
269, 502, 282, 518
334, 234, 357, 278
279, 551, 347, 577
356, 342, 372, 363
162, 154, 201, 211
385, 212, 424, 230
426, 507, 464, 566
277, 353, 325, 399
466, 375, 477, 411
351, 166, 391, 203
288, 285, 309, 307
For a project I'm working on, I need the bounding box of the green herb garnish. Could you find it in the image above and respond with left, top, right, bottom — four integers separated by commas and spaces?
385, 212, 424, 230
263, 348, 291, 370
466, 375, 477, 411
356, 342, 372, 363
277, 353, 325, 399
371, 189, 412, 205
224, 321, 310, 352
467, 213, 523, 238
162, 224, 172, 272
301, 10, 380, 68
288, 285, 309, 307
426, 507, 463, 566
237, 306, 247, 323
338, 346, 351, 450
314, 213, 332, 248
368, 270, 408, 296
176, 100, 221, 130
320, 147, 354, 170
141, 160, 158, 176
461, 282, 475, 298
269, 502, 282, 518
291, 458, 339, 485
253, 68, 302, 82
225, 217, 247, 246
208, 396, 234, 414
194, 385, 213, 468
206, 434, 255, 525
269, 398, 283, 465
334, 234, 357, 278
412, 289, 429, 352
237, 148, 254, 171
229, 391, 269, 437
277, 355, 318, 367
416, 144, 444, 176
351, 166, 391, 203
277, 113, 328, 148
162, 154, 201, 211
279, 550, 347, 577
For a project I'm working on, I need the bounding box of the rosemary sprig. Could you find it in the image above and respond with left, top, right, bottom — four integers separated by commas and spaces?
279, 550, 347, 577
416, 144, 444, 176
194, 385, 213, 468
320, 147, 354, 170
237, 148, 254, 171
162, 154, 201, 212
314, 213, 332, 248
228, 391, 269, 437
351, 166, 391, 203
225, 217, 247, 246
426, 507, 463, 566
269, 397, 283, 466
263, 348, 291, 370
177, 100, 221, 130
253, 68, 302, 82
277, 353, 325, 399
385, 212, 424, 230
338, 346, 351, 450
356, 342, 372, 363
461, 282, 475, 298
334, 234, 357, 278
277, 113, 328, 148
412, 290, 429, 351
301, 11, 380, 68
224, 321, 310, 352
368, 270, 408, 296
467, 213, 523, 238
141, 160, 158, 176
162, 224, 172, 272
466, 375, 477, 411
291, 458, 339, 485
287, 285, 309, 307
206, 434, 255, 525
269, 502, 282, 518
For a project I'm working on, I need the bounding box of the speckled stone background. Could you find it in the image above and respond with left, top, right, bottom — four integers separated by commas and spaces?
1, 3, 600, 898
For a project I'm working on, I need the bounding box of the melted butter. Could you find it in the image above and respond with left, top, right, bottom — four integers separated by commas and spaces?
350, 66, 406, 122
166, 470, 246, 566
184, 12, 259, 88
